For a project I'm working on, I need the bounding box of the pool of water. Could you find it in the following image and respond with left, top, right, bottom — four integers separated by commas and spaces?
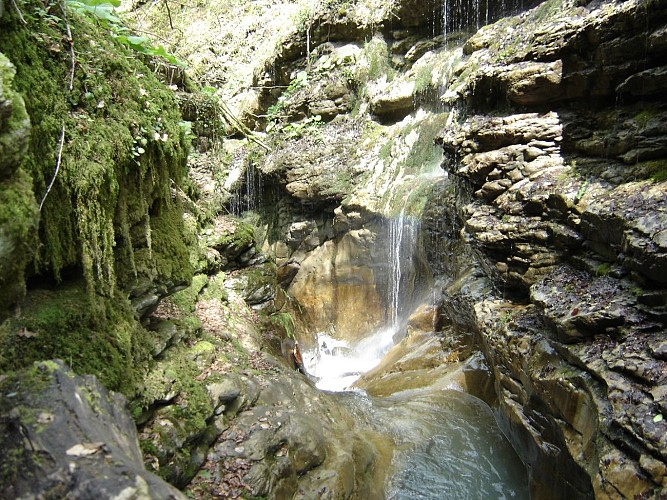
303, 328, 529, 498
379, 390, 529, 499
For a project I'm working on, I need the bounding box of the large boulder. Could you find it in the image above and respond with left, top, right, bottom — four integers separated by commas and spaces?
0, 360, 185, 499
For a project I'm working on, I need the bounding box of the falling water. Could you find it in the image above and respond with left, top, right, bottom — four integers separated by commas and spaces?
387, 210, 419, 330
441, 0, 532, 43
302, 211, 422, 392
228, 160, 263, 217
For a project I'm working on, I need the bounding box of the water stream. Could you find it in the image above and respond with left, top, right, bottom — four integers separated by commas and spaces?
300, 209, 529, 497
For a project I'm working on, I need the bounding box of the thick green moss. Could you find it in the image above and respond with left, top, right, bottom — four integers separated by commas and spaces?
149, 203, 194, 288
0, 53, 31, 179
169, 273, 209, 313
632, 159, 667, 183
0, 168, 39, 312
0, 1, 190, 299
0, 284, 152, 395
135, 341, 216, 485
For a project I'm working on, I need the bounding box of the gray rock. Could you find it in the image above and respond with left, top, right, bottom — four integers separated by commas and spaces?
617, 65, 667, 97
0, 360, 185, 499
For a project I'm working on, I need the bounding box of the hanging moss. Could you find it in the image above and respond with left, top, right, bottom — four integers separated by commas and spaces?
0, 0, 191, 299
0, 168, 39, 313
0, 283, 153, 395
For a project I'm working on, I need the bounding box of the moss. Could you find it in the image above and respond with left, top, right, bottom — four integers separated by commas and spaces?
377, 139, 392, 162
414, 64, 435, 95
206, 218, 256, 262
135, 341, 216, 485
169, 274, 209, 312
356, 36, 394, 84
0, 168, 39, 312
595, 262, 612, 276
0, 284, 152, 395
149, 203, 194, 287
0, 1, 190, 301
634, 109, 657, 129
199, 273, 229, 302
0, 53, 31, 177
631, 159, 667, 182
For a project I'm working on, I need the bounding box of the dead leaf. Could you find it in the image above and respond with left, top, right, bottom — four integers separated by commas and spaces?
17, 328, 38, 339
37, 412, 55, 424
66, 442, 105, 457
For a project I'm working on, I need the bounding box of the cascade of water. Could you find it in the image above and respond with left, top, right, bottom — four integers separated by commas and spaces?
228, 161, 263, 217
386, 210, 419, 331
442, 0, 530, 44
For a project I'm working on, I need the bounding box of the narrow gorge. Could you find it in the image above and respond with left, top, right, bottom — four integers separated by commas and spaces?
0, 0, 665, 498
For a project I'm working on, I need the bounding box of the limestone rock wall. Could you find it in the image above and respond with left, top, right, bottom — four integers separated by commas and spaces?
430, 0, 667, 496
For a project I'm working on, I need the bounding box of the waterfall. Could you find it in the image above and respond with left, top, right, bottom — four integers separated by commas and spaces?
229, 160, 263, 217
386, 210, 419, 331
441, 0, 530, 43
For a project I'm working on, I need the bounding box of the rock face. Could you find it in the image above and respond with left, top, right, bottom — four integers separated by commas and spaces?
430, 0, 667, 496
0, 53, 38, 315
3, 0, 667, 498
0, 361, 185, 499
288, 228, 386, 342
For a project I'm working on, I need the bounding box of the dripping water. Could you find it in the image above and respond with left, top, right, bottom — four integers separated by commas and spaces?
386, 209, 419, 330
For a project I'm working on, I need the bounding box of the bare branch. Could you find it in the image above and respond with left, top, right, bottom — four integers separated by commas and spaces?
39, 124, 66, 211
60, 2, 75, 91
11, 0, 27, 24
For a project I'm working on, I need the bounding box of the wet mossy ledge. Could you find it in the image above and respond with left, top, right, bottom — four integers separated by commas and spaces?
0, 1, 192, 392
0, 0, 191, 298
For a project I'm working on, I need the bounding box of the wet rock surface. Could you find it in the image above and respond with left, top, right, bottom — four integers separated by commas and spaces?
3, 0, 667, 497
431, 0, 667, 496
0, 361, 185, 499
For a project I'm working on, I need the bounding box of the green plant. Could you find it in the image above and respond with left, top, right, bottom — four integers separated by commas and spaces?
574, 177, 590, 204
281, 114, 323, 139
66, 0, 185, 67
269, 312, 295, 339
499, 310, 514, 325
356, 37, 394, 83
596, 262, 612, 276
266, 70, 309, 128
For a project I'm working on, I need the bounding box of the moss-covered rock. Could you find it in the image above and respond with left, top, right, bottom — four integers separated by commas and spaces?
0, 283, 153, 395
0, 1, 191, 302
0, 168, 38, 315
0, 360, 186, 499
0, 52, 30, 180
0, 52, 38, 316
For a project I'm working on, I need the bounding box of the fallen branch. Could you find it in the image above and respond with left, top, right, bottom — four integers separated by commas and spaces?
217, 100, 270, 152
11, 0, 27, 24
39, 124, 66, 211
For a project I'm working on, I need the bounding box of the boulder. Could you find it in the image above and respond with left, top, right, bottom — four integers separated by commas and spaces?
0, 360, 185, 499
370, 79, 416, 120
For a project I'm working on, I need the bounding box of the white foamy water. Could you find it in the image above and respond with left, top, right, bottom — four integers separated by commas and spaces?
302, 326, 399, 392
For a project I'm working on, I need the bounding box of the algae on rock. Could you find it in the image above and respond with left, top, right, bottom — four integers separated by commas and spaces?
0, 0, 191, 302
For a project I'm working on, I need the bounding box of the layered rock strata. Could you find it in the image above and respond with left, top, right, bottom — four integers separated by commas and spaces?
432, 0, 667, 496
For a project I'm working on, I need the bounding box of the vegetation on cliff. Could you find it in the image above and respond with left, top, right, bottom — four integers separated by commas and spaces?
0, 0, 191, 390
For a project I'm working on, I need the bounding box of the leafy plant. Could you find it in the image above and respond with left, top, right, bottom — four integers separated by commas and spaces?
280, 114, 323, 139
269, 312, 296, 339
266, 71, 310, 130
65, 0, 185, 67
574, 177, 590, 204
